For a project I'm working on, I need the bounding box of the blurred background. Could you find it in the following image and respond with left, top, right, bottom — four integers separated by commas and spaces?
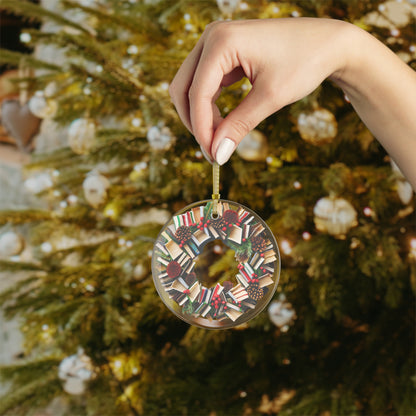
0, 0, 415, 415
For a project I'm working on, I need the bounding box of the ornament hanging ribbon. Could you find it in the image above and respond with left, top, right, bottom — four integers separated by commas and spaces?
212, 162, 220, 217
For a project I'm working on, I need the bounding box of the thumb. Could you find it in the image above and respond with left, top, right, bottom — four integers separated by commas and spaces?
212, 84, 276, 165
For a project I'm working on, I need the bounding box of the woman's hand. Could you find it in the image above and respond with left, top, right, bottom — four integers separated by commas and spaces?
169, 18, 416, 189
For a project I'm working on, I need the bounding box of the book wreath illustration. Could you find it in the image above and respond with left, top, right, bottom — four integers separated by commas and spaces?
152, 200, 281, 328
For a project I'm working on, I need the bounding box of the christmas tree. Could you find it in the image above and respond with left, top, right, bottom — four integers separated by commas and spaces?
0, 0, 415, 415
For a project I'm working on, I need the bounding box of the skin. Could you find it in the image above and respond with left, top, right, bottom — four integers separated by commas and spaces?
169, 18, 416, 190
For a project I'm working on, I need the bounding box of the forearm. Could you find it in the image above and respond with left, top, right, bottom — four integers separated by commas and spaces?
330, 23, 416, 190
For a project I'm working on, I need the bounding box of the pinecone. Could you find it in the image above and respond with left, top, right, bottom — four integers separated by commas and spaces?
166, 260, 182, 278
251, 235, 268, 253
223, 209, 239, 224
246, 281, 264, 301
175, 225, 192, 242
212, 217, 226, 230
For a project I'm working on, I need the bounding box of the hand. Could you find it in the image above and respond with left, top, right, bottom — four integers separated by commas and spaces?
169, 18, 416, 190
169, 18, 350, 164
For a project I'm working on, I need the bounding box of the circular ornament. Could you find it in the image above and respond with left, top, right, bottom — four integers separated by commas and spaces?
58, 348, 95, 395
0, 231, 25, 257
68, 118, 96, 155
152, 200, 280, 329
236, 129, 269, 162
297, 107, 337, 145
268, 294, 296, 329
313, 196, 357, 237
216, 0, 240, 17
82, 171, 110, 208
28, 91, 57, 119
146, 124, 174, 151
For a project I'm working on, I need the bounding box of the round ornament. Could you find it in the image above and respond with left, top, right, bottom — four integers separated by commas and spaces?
216, 0, 240, 17
82, 171, 110, 208
268, 294, 296, 330
297, 107, 337, 145
146, 124, 174, 151
236, 130, 269, 162
152, 199, 280, 329
313, 196, 357, 237
28, 91, 57, 119
24, 172, 53, 194
58, 348, 95, 395
0, 231, 25, 257
68, 118, 96, 155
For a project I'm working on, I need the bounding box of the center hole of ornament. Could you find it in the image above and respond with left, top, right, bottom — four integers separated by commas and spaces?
211, 212, 220, 220
193, 240, 239, 289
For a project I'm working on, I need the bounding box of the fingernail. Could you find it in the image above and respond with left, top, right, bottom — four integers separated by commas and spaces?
216, 138, 236, 166
200, 146, 213, 164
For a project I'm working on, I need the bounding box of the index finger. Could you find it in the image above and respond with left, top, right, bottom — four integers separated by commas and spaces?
188, 45, 233, 153
169, 37, 205, 134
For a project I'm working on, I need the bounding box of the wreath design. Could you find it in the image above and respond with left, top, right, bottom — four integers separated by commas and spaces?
153, 200, 279, 324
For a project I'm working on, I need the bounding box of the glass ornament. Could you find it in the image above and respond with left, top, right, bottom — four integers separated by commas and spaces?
58, 348, 95, 395
236, 129, 268, 162
28, 91, 57, 119
68, 118, 96, 155
313, 196, 357, 237
82, 171, 110, 208
297, 107, 337, 145
268, 293, 296, 329
152, 199, 280, 329
146, 124, 174, 150
0, 231, 25, 257
216, 0, 240, 18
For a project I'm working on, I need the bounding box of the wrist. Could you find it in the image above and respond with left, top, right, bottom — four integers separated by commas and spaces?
328, 21, 365, 88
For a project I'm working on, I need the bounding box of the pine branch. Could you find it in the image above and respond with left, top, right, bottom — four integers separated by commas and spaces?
62, 0, 162, 40
0, 0, 91, 34
0, 260, 43, 272
0, 49, 61, 72
56, 32, 143, 90
0, 210, 52, 226
0, 365, 61, 415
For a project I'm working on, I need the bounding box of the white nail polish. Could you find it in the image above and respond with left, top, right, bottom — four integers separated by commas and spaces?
216, 138, 236, 166
200, 147, 213, 164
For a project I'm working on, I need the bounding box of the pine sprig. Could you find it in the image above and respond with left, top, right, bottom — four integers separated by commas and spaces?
0, 0, 91, 34
61, 0, 162, 40
0, 49, 60, 72
0, 364, 61, 415
0, 210, 52, 226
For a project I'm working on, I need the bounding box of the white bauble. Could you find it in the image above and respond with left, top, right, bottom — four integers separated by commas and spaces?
313, 196, 358, 237
62, 377, 87, 395
146, 125, 174, 150
28, 91, 57, 119
297, 108, 337, 145
268, 295, 296, 329
24, 172, 53, 194
58, 349, 94, 396
68, 118, 96, 155
0, 231, 25, 257
216, 0, 240, 16
133, 263, 147, 280
236, 130, 268, 162
83, 172, 110, 208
